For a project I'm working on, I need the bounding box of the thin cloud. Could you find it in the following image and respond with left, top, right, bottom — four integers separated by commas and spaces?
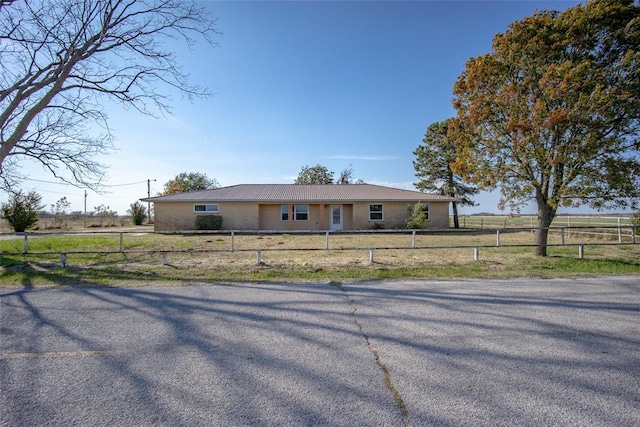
368, 180, 417, 191
327, 155, 398, 161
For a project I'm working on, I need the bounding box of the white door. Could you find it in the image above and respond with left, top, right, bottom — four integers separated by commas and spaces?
330, 205, 343, 231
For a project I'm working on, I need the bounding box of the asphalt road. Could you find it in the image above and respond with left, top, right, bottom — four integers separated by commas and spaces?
1, 277, 639, 426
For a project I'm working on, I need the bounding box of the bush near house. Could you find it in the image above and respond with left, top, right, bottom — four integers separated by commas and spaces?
195, 215, 223, 230
406, 202, 427, 229
128, 201, 147, 226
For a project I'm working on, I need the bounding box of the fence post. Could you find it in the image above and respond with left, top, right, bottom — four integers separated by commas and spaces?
474, 246, 480, 261
561, 227, 566, 246
162, 253, 168, 265
578, 245, 584, 260
632, 226, 636, 244
256, 249, 262, 265
496, 230, 500, 247
326, 231, 330, 250
23, 233, 28, 254
412, 230, 416, 248
60, 252, 66, 268
231, 231, 235, 252
618, 218, 622, 243
369, 248, 374, 264
119, 232, 124, 252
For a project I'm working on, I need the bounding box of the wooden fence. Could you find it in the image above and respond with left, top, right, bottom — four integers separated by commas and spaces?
1, 226, 637, 267
456, 214, 634, 229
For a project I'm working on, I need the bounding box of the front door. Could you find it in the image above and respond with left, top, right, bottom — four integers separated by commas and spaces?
330, 205, 343, 231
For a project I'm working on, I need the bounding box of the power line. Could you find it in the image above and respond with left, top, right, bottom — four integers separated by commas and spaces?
105, 180, 149, 187
21, 178, 149, 188
24, 188, 71, 196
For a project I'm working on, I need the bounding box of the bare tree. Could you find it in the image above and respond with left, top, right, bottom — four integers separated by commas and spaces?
0, 1, 16, 12
0, 0, 219, 190
336, 165, 364, 185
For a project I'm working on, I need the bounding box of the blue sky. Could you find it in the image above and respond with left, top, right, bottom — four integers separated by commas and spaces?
13, 0, 595, 216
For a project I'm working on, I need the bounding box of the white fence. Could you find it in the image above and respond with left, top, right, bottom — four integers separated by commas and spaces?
1, 227, 637, 267
456, 215, 636, 241
456, 215, 633, 228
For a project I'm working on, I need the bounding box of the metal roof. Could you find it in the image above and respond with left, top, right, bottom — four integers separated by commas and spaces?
141, 184, 459, 203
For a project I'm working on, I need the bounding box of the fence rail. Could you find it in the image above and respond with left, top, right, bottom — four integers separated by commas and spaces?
455, 214, 634, 229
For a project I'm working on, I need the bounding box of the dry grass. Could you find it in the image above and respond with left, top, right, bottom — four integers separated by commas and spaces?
1, 228, 638, 287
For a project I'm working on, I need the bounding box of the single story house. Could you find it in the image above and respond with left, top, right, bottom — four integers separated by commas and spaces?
141, 184, 459, 232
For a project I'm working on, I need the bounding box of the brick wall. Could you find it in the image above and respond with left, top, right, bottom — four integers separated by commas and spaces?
153, 201, 451, 231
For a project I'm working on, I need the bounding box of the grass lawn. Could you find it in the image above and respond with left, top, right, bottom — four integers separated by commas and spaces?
0, 229, 638, 287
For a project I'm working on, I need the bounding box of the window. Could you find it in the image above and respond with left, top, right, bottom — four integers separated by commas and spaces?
422, 203, 429, 220
369, 204, 383, 221
281, 204, 308, 221
294, 205, 308, 221
194, 204, 219, 213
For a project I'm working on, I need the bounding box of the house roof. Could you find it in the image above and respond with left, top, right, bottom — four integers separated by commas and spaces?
141, 184, 459, 203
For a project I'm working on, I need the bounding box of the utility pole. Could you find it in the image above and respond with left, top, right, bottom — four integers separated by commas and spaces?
147, 179, 156, 224
83, 190, 87, 228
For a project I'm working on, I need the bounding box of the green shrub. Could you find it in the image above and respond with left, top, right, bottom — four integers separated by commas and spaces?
406, 202, 427, 229
1, 191, 44, 232
195, 215, 223, 230
127, 201, 147, 225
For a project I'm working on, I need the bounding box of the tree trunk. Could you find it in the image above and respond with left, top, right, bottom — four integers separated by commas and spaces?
534, 202, 556, 257
452, 202, 460, 229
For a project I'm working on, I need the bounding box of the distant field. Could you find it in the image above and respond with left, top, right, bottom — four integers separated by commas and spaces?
1, 214, 635, 232
0, 216, 136, 232
455, 214, 634, 229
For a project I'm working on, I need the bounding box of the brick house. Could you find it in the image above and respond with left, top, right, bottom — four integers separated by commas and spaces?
141, 184, 458, 232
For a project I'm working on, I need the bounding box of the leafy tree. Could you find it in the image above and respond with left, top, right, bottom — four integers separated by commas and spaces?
161, 172, 220, 195
414, 118, 478, 228
0, 0, 219, 191
1, 190, 44, 232
127, 201, 147, 226
294, 164, 334, 184
452, 0, 640, 256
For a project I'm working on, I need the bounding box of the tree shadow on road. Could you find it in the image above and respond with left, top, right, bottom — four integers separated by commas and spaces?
0, 280, 405, 426
341, 279, 640, 426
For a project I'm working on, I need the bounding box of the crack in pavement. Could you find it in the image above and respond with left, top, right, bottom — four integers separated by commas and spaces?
331, 281, 411, 427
